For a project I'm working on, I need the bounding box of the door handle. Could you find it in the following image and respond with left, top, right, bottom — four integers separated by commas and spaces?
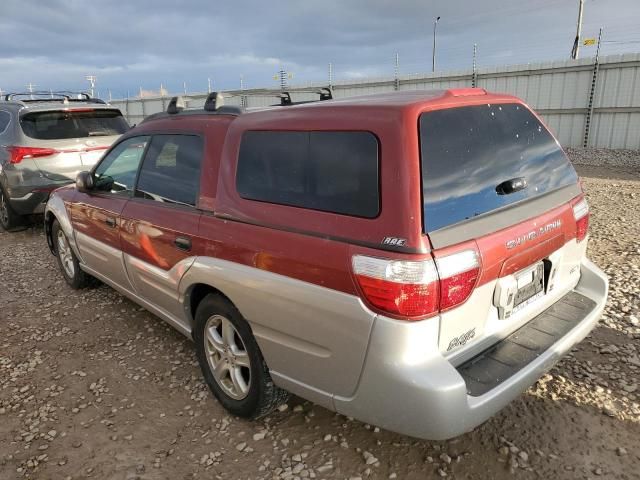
105, 217, 116, 228
174, 236, 192, 252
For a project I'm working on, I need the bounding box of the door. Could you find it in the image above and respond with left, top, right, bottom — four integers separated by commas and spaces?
120, 134, 204, 322
70, 135, 150, 290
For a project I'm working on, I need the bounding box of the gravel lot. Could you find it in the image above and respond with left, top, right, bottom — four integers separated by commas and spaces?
0, 149, 638, 480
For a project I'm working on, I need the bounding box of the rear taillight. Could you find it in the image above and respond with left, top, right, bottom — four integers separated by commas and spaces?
352, 248, 481, 320
7, 146, 58, 164
572, 197, 589, 242
352, 256, 439, 317
435, 249, 481, 311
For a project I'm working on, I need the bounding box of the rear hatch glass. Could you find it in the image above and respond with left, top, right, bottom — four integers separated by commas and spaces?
419, 103, 578, 232
20, 109, 129, 140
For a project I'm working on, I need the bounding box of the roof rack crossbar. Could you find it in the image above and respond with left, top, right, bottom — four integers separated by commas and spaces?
167, 96, 186, 114
158, 86, 334, 120
198, 86, 334, 109
3, 91, 99, 103
204, 92, 225, 111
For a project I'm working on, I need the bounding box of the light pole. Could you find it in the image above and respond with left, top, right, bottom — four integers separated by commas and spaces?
571, 0, 585, 59
432, 16, 441, 72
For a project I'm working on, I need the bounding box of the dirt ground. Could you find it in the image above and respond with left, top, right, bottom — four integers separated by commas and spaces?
1, 164, 639, 480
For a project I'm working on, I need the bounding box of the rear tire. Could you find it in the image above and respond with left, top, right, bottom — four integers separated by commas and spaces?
52, 219, 92, 289
0, 188, 25, 231
194, 293, 289, 418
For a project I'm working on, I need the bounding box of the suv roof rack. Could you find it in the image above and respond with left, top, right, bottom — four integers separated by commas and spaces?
164, 86, 334, 116
278, 87, 334, 106
2, 91, 106, 104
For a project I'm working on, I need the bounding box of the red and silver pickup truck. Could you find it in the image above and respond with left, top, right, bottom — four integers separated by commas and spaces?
44, 88, 608, 439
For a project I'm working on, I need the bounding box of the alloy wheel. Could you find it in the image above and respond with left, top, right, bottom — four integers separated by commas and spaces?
204, 314, 251, 400
57, 229, 75, 278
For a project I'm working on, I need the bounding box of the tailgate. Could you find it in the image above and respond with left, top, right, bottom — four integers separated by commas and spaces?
436, 200, 586, 357
418, 102, 586, 357
19, 108, 127, 180
29, 139, 114, 181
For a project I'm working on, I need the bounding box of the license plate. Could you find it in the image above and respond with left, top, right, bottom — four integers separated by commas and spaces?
511, 262, 545, 313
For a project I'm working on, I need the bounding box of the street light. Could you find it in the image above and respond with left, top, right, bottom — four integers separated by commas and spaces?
432, 16, 441, 72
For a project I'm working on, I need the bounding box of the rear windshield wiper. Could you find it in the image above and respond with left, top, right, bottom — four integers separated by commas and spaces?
496, 177, 527, 195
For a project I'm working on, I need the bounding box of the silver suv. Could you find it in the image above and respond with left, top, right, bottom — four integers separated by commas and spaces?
0, 92, 129, 230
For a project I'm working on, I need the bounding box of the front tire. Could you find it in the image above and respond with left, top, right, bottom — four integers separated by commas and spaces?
52, 219, 92, 289
194, 293, 289, 418
0, 188, 24, 231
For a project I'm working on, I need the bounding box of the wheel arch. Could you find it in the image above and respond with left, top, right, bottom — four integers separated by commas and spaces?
44, 193, 81, 259
44, 210, 57, 255
183, 282, 237, 337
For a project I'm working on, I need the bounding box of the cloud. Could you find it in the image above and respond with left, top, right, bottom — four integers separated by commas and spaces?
0, 0, 638, 96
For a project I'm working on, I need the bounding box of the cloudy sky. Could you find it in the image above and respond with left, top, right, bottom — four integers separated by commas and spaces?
1, 0, 639, 98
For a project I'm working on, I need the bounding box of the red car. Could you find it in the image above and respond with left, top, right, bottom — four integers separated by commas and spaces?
44, 88, 608, 440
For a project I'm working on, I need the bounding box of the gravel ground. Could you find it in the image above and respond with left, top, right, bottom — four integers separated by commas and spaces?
0, 149, 639, 480
566, 147, 640, 170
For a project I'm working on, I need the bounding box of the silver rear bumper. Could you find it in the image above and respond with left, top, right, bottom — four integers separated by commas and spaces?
333, 259, 608, 440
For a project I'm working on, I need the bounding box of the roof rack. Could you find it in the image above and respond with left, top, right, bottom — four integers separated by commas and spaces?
279, 87, 334, 106
165, 86, 334, 116
2, 91, 106, 104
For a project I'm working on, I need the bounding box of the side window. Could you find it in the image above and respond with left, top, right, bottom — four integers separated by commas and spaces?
0, 111, 10, 134
237, 131, 379, 218
135, 134, 203, 206
93, 136, 150, 195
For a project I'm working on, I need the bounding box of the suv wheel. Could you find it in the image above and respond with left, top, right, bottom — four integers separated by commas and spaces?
0, 188, 24, 231
194, 293, 289, 418
52, 219, 92, 289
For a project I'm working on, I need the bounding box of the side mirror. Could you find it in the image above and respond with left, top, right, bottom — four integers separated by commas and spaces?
76, 171, 94, 193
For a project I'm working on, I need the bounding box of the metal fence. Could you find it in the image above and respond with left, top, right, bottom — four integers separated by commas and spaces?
110, 52, 640, 149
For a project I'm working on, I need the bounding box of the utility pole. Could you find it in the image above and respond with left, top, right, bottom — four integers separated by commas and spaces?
26, 82, 37, 99
472, 43, 478, 87
328, 63, 333, 87
183, 81, 187, 95
583, 27, 604, 147
85, 75, 96, 97
207, 78, 212, 93
571, 0, 585, 59
432, 16, 441, 72
240, 75, 246, 108
394, 53, 400, 90
278, 69, 288, 91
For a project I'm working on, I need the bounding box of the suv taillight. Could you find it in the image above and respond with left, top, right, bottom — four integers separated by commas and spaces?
352, 248, 481, 320
435, 249, 481, 311
572, 197, 589, 242
7, 146, 58, 164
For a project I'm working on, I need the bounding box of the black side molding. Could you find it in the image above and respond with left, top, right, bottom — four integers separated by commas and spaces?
456, 291, 597, 397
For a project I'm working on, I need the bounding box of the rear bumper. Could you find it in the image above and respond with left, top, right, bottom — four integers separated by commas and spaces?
9, 190, 54, 215
333, 259, 608, 440
8, 183, 71, 215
